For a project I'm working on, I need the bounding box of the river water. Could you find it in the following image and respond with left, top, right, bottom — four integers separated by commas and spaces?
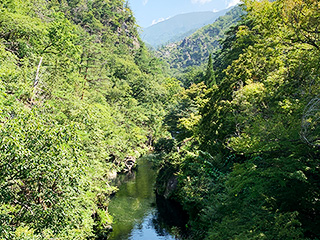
107, 157, 188, 240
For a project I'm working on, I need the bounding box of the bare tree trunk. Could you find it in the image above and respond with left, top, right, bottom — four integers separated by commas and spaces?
31, 57, 43, 103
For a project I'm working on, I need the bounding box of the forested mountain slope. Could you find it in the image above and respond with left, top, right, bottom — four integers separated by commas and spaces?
155, 0, 320, 239
0, 0, 180, 239
156, 6, 244, 69
141, 9, 230, 48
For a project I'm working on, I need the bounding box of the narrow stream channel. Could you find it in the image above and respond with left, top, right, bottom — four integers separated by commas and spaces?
107, 157, 188, 240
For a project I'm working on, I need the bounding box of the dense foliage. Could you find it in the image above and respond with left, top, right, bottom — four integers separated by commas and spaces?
0, 0, 180, 238
156, 0, 320, 239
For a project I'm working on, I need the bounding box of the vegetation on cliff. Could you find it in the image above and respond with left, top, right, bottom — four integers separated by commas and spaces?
0, 0, 180, 238
155, 0, 320, 239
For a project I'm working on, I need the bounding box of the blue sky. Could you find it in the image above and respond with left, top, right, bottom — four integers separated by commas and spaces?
127, 0, 241, 28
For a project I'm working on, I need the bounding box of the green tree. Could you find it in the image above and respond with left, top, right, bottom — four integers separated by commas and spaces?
203, 53, 216, 86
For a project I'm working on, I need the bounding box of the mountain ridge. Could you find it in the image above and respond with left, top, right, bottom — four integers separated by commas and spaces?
156, 6, 244, 70
141, 8, 231, 48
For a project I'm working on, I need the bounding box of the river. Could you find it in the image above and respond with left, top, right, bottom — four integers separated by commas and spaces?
107, 157, 188, 240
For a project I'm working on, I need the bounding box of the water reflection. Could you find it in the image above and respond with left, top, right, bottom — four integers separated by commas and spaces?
108, 158, 187, 240
152, 195, 189, 238
128, 211, 176, 240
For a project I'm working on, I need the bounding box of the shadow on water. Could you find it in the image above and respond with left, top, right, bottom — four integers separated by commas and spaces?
106, 158, 188, 240
152, 194, 189, 238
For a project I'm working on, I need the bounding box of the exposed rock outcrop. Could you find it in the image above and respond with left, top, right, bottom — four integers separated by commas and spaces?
123, 156, 136, 172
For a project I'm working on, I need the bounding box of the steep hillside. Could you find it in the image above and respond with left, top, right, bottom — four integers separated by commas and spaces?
157, 6, 244, 69
141, 9, 230, 48
0, 0, 180, 239
155, 0, 320, 239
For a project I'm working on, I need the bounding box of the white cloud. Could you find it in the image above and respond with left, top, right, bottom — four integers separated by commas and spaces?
143, 0, 148, 6
226, 0, 241, 8
191, 0, 212, 4
151, 16, 171, 25
212, 9, 218, 12
152, 18, 165, 25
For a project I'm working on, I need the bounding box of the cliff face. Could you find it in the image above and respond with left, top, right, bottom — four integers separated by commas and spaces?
57, 0, 140, 49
